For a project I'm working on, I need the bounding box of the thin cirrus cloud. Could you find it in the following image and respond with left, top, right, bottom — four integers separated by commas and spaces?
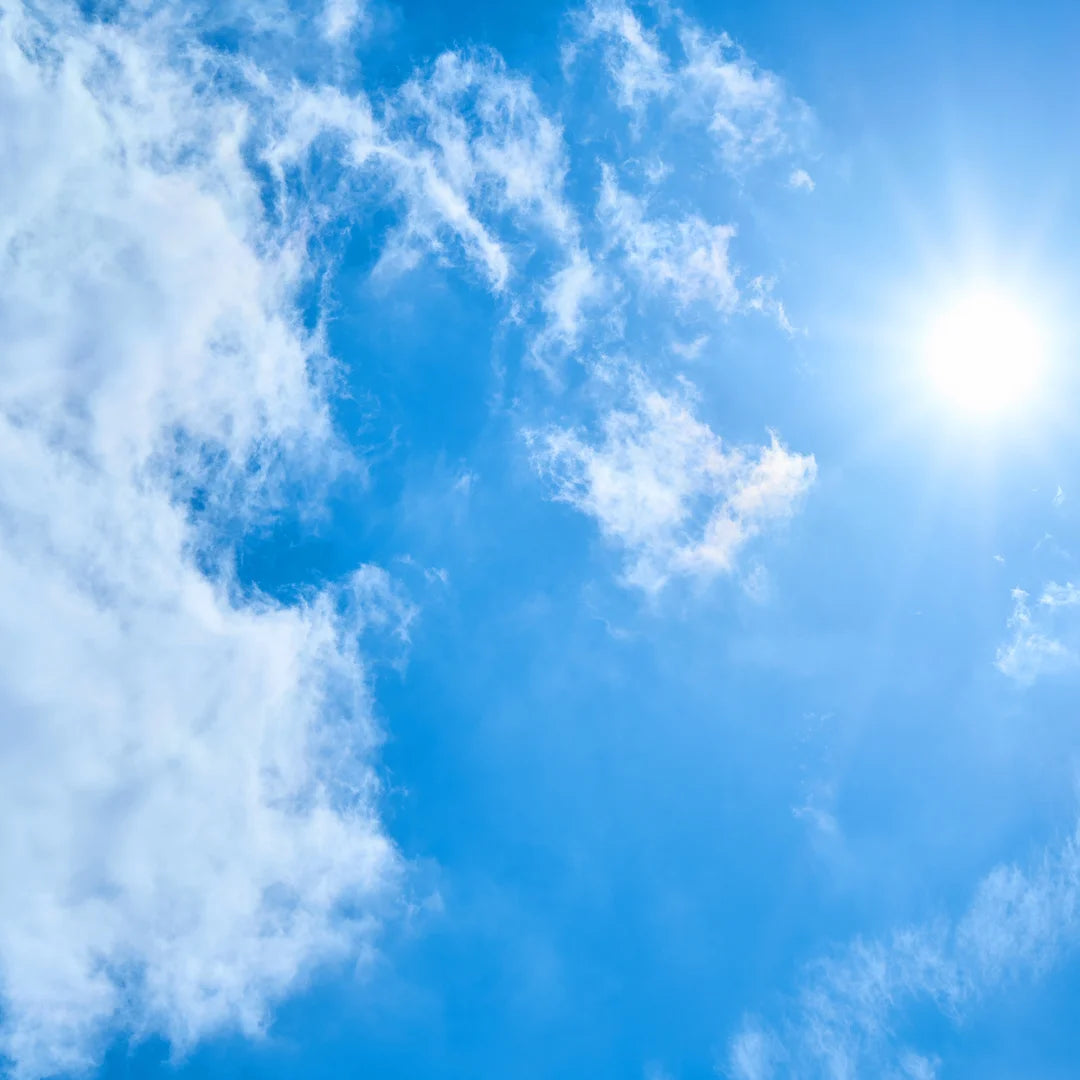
377, 49, 579, 288
566, 0, 815, 169
725, 820, 1080, 1079
320, 0, 370, 41
528, 3, 817, 588
0, 0, 817, 1076
995, 585, 1080, 684
273, 0, 817, 591
597, 163, 740, 313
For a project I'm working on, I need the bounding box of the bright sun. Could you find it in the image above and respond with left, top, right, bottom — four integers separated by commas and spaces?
923, 286, 1047, 418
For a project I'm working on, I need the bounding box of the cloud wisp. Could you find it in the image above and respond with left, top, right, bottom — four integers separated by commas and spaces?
726, 821, 1080, 1079
529, 370, 815, 592
567, 0, 814, 169
996, 585, 1080, 684
597, 165, 740, 313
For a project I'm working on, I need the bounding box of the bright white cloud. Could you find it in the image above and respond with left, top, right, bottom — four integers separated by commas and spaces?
726, 821, 1080, 1079
264, 47, 577, 295
541, 249, 605, 341
321, 0, 369, 41
528, 248, 609, 375
0, 0, 820, 1070
598, 165, 739, 312
788, 167, 815, 192
0, 3, 401, 1075
566, 0, 672, 113
529, 371, 815, 591
1039, 581, 1080, 607
568, 0, 812, 168
677, 22, 810, 167
995, 587, 1078, 684
263, 6, 802, 378
378, 50, 578, 289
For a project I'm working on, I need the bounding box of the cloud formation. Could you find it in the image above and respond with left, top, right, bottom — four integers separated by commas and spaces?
726, 821, 1080, 1078
0, 4, 401, 1075
996, 585, 1080, 684
529, 371, 815, 592
0, 0, 819, 1071
597, 165, 740, 312
567, 0, 813, 168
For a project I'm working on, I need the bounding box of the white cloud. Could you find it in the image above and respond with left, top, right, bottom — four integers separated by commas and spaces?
262, 8, 805, 389
266, 48, 577, 295
378, 50, 577, 289
996, 587, 1079, 684
453, 469, 479, 496
529, 370, 815, 592
0, 0, 822, 1068
727, 1023, 781, 1080
899, 1053, 940, 1080
644, 156, 672, 184
788, 167, 815, 192
598, 165, 740, 312
1040, 582, 1080, 607
725, 820, 1080, 1078
565, 0, 672, 114
568, 1, 812, 168
677, 23, 810, 167
320, 0, 369, 41
0, 3, 402, 1076
671, 334, 710, 360
745, 275, 796, 334
530, 247, 608, 370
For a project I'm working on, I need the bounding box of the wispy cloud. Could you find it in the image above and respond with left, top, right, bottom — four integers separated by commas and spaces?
0, 0, 820, 1070
565, 0, 673, 114
995, 586, 1079, 684
598, 164, 740, 312
320, 0, 369, 41
1039, 582, 1080, 608
528, 369, 815, 592
677, 20, 811, 167
567, 0, 813, 168
726, 821, 1080, 1078
268, 47, 577, 294
380, 50, 578, 287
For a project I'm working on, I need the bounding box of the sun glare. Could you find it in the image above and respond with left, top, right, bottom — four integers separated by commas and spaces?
923, 286, 1047, 418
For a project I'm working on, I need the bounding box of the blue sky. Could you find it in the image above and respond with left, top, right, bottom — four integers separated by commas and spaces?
4, 1, 1080, 1078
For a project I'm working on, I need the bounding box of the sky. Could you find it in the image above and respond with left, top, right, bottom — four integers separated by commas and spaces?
3, 0, 1080, 1078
